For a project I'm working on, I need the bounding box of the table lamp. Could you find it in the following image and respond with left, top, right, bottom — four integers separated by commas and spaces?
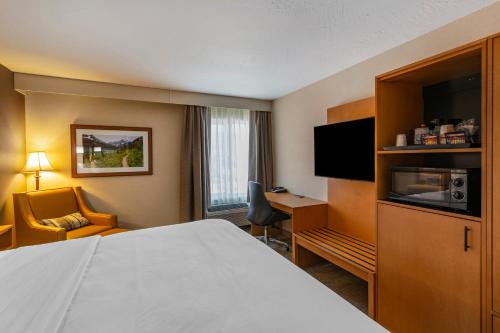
24, 151, 53, 191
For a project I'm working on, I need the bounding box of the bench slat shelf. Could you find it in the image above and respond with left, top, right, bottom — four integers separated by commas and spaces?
293, 227, 376, 318
296, 228, 376, 272
299, 230, 375, 270
312, 228, 375, 254
309, 230, 375, 260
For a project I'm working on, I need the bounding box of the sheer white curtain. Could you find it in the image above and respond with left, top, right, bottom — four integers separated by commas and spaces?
209, 107, 250, 206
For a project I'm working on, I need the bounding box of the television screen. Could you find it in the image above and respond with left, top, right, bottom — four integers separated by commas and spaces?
314, 117, 375, 181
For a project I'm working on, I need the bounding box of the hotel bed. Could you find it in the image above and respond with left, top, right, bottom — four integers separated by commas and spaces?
0, 219, 386, 333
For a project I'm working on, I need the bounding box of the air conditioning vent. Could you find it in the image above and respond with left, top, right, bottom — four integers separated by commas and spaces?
206, 203, 250, 227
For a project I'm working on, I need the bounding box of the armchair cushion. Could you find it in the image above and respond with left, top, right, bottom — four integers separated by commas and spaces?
67, 225, 112, 240
38, 212, 90, 231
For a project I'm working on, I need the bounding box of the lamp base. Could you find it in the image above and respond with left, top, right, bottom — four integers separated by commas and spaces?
34, 170, 40, 191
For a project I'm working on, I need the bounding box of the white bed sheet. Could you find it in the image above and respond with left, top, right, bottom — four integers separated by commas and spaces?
1, 219, 387, 333
0, 236, 99, 332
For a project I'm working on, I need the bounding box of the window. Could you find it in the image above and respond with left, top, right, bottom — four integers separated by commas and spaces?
209, 107, 249, 206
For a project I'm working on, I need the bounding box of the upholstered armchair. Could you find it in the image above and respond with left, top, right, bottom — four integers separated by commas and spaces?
13, 187, 126, 247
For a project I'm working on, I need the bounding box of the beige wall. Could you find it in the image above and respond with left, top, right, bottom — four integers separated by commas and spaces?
273, 2, 500, 201
0, 64, 26, 226
24, 92, 183, 229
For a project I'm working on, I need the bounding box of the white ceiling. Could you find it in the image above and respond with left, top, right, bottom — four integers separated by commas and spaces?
0, 1, 496, 100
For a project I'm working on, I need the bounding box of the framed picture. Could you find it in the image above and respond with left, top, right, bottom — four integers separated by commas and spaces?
71, 124, 152, 177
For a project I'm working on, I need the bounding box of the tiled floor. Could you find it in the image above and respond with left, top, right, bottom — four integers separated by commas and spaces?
244, 226, 369, 314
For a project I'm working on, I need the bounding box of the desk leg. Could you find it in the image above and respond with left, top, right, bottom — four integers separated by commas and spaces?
292, 234, 298, 264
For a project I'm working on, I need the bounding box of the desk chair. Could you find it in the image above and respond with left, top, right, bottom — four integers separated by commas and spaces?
247, 181, 290, 251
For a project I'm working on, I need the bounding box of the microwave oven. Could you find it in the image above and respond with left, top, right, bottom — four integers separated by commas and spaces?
388, 167, 480, 216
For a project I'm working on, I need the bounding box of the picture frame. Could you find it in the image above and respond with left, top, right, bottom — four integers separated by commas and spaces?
70, 124, 153, 178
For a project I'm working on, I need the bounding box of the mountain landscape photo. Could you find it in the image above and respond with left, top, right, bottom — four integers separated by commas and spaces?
82, 133, 144, 168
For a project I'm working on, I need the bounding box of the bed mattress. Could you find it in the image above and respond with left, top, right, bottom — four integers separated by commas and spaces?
0, 219, 386, 333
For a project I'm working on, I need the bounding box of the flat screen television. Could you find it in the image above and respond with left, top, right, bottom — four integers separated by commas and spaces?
314, 117, 375, 181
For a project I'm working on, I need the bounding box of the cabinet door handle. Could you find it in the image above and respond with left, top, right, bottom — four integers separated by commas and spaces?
464, 226, 471, 252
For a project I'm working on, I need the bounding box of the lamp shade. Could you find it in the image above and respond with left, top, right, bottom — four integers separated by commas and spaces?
24, 152, 53, 172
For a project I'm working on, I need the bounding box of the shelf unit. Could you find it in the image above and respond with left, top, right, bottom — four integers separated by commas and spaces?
375, 40, 486, 213
378, 147, 482, 155
375, 40, 488, 333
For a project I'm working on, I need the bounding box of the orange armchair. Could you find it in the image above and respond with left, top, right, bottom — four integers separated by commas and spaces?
13, 187, 125, 247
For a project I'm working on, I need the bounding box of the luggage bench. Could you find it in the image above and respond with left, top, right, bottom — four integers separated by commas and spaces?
293, 227, 376, 318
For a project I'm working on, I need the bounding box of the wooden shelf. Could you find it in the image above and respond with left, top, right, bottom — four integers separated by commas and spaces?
378, 147, 482, 155
377, 200, 482, 222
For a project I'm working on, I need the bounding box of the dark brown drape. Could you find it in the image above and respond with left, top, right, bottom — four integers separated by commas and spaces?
180, 105, 211, 222
248, 110, 274, 191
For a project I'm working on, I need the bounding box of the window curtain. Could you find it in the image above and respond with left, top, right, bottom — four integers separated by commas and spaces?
180, 105, 211, 221
248, 111, 274, 191
209, 107, 250, 206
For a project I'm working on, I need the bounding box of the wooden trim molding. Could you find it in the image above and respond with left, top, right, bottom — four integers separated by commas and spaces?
14, 73, 272, 111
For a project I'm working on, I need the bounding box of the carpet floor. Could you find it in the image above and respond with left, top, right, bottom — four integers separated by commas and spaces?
244, 226, 368, 314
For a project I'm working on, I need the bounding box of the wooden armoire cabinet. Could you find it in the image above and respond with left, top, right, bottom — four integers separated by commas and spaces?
375, 39, 489, 332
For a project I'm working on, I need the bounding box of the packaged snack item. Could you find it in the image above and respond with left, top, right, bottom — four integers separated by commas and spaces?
424, 135, 438, 145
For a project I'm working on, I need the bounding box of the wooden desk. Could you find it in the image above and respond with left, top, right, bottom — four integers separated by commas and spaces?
264, 192, 328, 233
0, 225, 13, 251
250, 192, 328, 238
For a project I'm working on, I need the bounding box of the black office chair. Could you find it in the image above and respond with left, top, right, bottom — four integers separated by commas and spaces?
247, 181, 290, 251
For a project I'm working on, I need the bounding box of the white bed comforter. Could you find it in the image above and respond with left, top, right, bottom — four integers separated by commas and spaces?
0, 219, 386, 333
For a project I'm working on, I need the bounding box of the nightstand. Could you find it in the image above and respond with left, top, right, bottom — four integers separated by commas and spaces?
0, 225, 13, 251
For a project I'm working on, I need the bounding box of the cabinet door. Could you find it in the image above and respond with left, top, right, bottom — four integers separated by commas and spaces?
494, 316, 500, 333
377, 203, 481, 333
493, 36, 500, 316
